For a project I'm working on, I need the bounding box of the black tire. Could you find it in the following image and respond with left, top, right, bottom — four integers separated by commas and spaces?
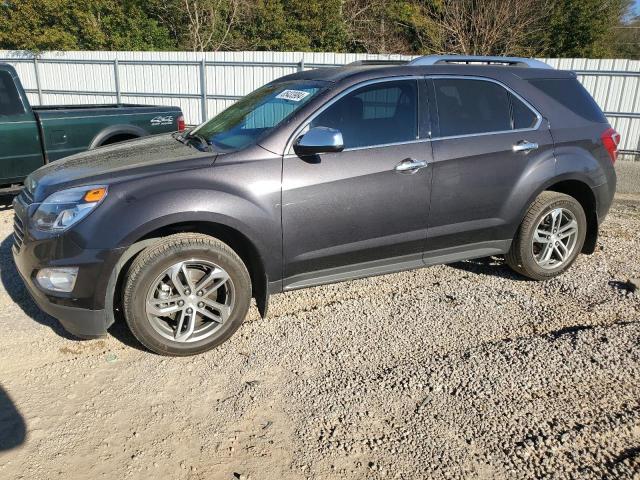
506, 191, 587, 281
123, 233, 251, 356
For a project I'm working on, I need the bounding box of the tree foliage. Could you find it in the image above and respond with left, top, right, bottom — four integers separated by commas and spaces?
0, 0, 637, 58
0, 0, 174, 51
542, 0, 632, 57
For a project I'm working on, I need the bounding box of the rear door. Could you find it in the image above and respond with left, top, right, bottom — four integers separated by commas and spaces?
0, 67, 44, 184
425, 76, 555, 260
282, 78, 433, 288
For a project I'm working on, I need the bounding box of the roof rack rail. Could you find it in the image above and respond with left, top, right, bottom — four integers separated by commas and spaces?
408, 55, 553, 69
348, 59, 409, 66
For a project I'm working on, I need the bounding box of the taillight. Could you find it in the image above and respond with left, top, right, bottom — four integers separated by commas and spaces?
177, 115, 186, 132
601, 127, 621, 164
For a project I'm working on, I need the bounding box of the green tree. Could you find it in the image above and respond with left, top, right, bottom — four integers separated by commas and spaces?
0, 0, 175, 52
236, 0, 305, 50
542, 0, 631, 57
609, 16, 640, 59
1, 0, 637, 58
342, 0, 438, 54
233, 0, 348, 51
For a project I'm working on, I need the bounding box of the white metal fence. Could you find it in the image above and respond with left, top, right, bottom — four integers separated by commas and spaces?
1, 50, 638, 154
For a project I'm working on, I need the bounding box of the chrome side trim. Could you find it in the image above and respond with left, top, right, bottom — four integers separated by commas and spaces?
283, 138, 430, 158
429, 127, 540, 142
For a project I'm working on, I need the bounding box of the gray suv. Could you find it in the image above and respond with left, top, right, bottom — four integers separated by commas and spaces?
13, 55, 619, 356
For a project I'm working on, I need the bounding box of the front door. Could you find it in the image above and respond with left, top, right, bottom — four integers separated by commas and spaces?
0, 68, 44, 184
282, 78, 433, 289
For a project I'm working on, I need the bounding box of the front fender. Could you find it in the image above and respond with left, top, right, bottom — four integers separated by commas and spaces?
73, 159, 283, 284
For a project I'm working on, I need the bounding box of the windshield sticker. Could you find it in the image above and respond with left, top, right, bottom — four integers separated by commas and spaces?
276, 90, 310, 102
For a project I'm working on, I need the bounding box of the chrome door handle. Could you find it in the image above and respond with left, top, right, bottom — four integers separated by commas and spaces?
513, 140, 539, 153
395, 158, 428, 173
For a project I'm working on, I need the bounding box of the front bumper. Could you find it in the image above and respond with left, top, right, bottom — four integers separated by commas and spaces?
12, 194, 124, 338
13, 246, 113, 338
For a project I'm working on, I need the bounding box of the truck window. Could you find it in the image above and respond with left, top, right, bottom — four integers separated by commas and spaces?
0, 70, 25, 116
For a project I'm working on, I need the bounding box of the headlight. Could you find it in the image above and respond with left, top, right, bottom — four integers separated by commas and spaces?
32, 185, 108, 232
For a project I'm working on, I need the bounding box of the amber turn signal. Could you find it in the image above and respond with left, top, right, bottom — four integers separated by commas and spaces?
83, 187, 107, 203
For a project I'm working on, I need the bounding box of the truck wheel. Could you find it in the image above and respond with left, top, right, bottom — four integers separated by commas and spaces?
123, 233, 251, 356
506, 191, 586, 281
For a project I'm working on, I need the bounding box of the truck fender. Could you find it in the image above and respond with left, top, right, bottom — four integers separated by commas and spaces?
89, 125, 149, 150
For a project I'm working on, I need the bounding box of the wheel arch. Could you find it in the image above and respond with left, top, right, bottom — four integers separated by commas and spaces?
89, 125, 148, 149
544, 179, 598, 254
106, 219, 271, 331
517, 175, 599, 255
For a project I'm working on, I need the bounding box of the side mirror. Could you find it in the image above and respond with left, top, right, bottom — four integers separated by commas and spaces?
293, 127, 344, 156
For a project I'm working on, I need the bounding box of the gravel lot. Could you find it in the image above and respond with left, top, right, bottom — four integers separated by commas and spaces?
0, 162, 639, 480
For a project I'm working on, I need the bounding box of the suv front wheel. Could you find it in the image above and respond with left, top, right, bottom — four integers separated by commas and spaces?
506, 191, 587, 280
123, 233, 251, 356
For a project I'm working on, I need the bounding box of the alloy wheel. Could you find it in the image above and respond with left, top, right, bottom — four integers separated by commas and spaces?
531, 207, 579, 270
145, 259, 235, 342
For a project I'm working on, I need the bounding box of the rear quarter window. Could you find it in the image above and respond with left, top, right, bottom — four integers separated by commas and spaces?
528, 78, 607, 123
511, 94, 538, 129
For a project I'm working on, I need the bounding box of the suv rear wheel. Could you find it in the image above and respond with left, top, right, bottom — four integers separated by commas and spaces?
123, 233, 251, 356
506, 191, 587, 280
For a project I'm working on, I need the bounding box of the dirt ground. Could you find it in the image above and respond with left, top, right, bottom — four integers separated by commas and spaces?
0, 177, 639, 479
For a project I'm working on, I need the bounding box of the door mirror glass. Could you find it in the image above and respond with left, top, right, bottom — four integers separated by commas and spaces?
294, 127, 344, 156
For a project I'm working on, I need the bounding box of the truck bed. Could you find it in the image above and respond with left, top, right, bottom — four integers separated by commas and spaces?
0, 62, 185, 186
32, 103, 175, 112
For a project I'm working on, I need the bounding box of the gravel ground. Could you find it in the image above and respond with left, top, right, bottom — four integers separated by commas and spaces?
616, 159, 640, 194
0, 163, 639, 480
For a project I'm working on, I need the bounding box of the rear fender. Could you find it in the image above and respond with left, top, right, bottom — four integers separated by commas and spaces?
89, 125, 149, 149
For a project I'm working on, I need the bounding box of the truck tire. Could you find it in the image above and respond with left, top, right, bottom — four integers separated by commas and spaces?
123, 233, 251, 356
506, 191, 587, 281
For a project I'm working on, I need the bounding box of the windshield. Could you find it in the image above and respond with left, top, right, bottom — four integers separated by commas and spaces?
191, 81, 325, 152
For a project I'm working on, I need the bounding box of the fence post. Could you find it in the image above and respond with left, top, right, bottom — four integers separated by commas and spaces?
113, 58, 122, 104
200, 58, 208, 123
33, 57, 43, 105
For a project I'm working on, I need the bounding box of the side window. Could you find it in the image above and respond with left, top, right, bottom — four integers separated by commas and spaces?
511, 94, 538, 129
311, 80, 417, 149
528, 78, 606, 123
433, 79, 511, 137
0, 71, 25, 117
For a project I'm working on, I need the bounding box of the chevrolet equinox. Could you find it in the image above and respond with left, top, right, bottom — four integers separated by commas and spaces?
13, 55, 619, 356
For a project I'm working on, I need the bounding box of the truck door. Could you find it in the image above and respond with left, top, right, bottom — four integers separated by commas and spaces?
0, 67, 44, 184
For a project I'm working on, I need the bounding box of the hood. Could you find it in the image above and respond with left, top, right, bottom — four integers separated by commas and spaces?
28, 134, 215, 200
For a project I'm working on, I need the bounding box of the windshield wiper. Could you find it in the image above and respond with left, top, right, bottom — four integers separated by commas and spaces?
174, 131, 211, 152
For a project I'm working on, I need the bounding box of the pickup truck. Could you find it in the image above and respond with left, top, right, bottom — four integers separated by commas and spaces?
0, 63, 185, 187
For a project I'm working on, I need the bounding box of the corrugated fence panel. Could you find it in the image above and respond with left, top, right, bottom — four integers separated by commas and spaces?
0, 50, 637, 153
